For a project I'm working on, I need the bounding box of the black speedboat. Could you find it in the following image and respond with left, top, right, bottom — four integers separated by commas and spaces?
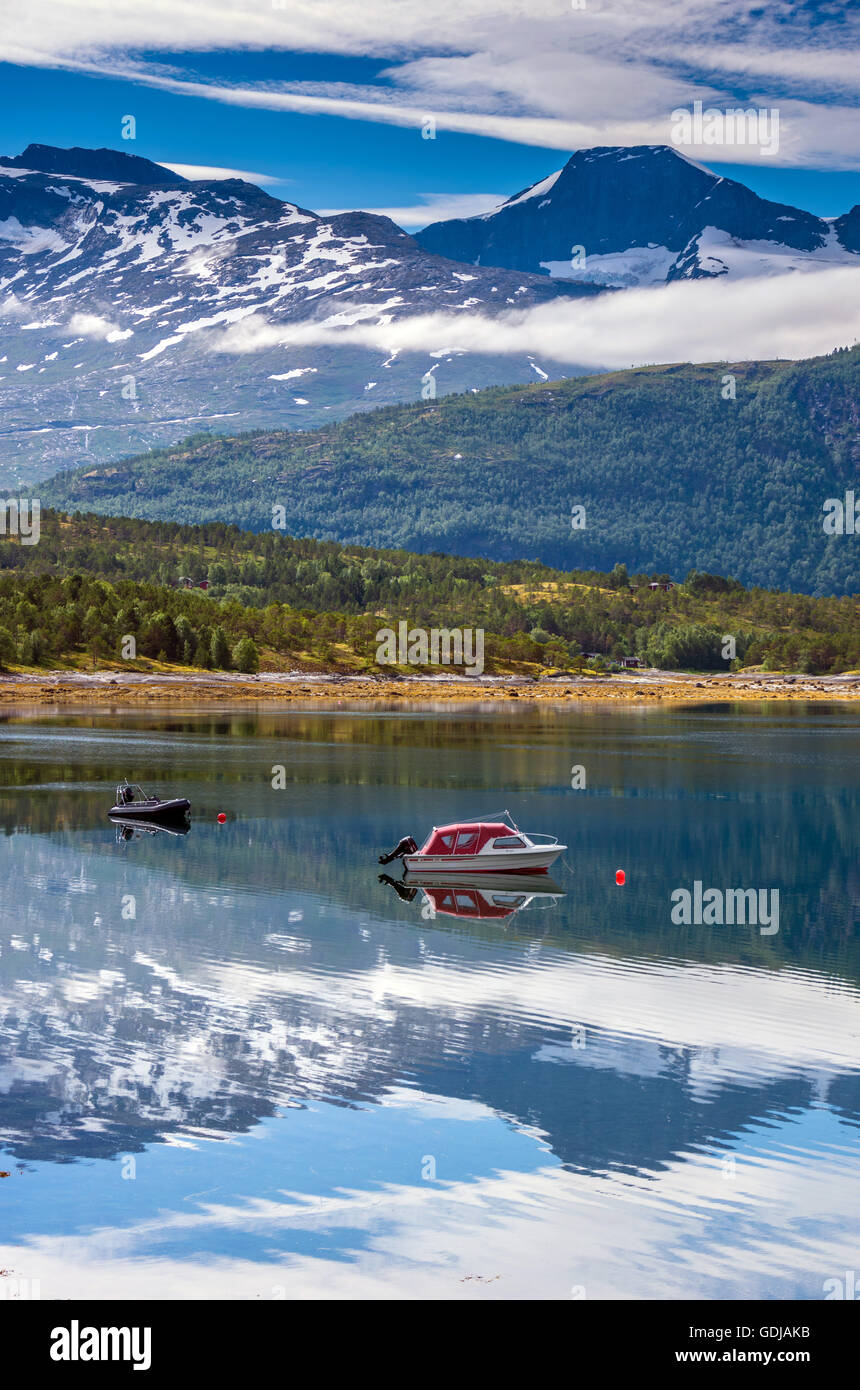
108, 781, 191, 824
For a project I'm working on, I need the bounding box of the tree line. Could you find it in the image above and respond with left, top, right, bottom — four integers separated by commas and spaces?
0, 510, 857, 674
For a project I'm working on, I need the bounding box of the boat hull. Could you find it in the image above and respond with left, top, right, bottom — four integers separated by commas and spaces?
403, 846, 563, 875
108, 798, 191, 823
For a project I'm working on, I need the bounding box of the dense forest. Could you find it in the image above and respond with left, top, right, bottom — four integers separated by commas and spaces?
42, 346, 860, 596
1, 509, 857, 675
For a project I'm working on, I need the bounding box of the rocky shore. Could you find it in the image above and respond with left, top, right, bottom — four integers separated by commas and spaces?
1, 670, 858, 705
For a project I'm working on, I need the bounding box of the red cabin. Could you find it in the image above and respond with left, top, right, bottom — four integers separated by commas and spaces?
420, 822, 526, 857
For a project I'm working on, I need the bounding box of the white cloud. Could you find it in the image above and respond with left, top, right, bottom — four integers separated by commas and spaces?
0, 293, 31, 318
319, 192, 508, 228
2, 1, 859, 168
674, 44, 860, 101
160, 162, 286, 186
210, 266, 860, 369
67, 312, 132, 342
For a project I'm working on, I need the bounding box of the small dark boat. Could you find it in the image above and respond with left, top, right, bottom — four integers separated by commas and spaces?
108, 781, 191, 824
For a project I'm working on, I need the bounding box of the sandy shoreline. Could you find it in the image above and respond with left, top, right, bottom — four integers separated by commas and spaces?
1, 671, 859, 705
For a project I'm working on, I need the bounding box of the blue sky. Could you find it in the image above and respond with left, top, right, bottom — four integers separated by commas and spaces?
2, 2, 860, 225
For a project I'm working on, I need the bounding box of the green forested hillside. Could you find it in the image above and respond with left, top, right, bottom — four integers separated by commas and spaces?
42, 347, 859, 596
1, 510, 857, 675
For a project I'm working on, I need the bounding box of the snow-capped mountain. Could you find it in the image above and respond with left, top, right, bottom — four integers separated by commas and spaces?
2, 141, 858, 487
0, 143, 595, 484
416, 145, 860, 287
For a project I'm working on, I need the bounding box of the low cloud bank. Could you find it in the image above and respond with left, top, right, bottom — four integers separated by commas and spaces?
211, 267, 860, 369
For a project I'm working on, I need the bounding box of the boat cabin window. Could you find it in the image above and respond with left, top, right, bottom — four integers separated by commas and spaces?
455, 830, 478, 853
438, 832, 455, 851
492, 835, 527, 849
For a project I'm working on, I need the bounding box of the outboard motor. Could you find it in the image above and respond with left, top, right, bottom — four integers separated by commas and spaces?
378, 835, 418, 866
378, 873, 419, 903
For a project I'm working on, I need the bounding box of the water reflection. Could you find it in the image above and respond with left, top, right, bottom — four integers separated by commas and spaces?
378, 871, 565, 923
0, 705, 858, 1299
113, 818, 191, 843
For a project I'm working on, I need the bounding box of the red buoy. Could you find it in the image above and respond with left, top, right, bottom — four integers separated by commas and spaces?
217, 813, 227, 824
615, 869, 626, 885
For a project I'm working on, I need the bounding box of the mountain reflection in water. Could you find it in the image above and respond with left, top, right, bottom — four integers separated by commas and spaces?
0, 703, 857, 1300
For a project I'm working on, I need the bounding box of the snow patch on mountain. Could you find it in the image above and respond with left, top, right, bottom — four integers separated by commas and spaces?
676, 225, 860, 280
269, 367, 318, 381
497, 168, 562, 213
0, 218, 67, 254
541, 245, 676, 287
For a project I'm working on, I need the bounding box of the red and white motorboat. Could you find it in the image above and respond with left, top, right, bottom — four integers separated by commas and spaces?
379, 811, 565, 876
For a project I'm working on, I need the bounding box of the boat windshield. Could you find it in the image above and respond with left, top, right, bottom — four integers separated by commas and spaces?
116, 783, 152, 804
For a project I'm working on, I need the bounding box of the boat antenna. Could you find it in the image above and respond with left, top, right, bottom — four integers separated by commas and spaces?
454, 808, 519, 829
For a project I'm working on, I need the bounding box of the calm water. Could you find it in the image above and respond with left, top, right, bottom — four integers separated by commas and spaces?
0, 701, 858, 1300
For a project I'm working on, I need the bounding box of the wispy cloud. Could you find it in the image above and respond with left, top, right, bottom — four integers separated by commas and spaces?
209, 267, 860, 368
115, 74, 860, 167
2, 0, 860, 168
160, 162, 286, 186
319, 192, 507, 228
673, 44, 860, 101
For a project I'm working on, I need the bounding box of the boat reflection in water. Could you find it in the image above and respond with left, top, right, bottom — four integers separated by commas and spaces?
112, 816, 191, 844
379, 870, 565, 924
